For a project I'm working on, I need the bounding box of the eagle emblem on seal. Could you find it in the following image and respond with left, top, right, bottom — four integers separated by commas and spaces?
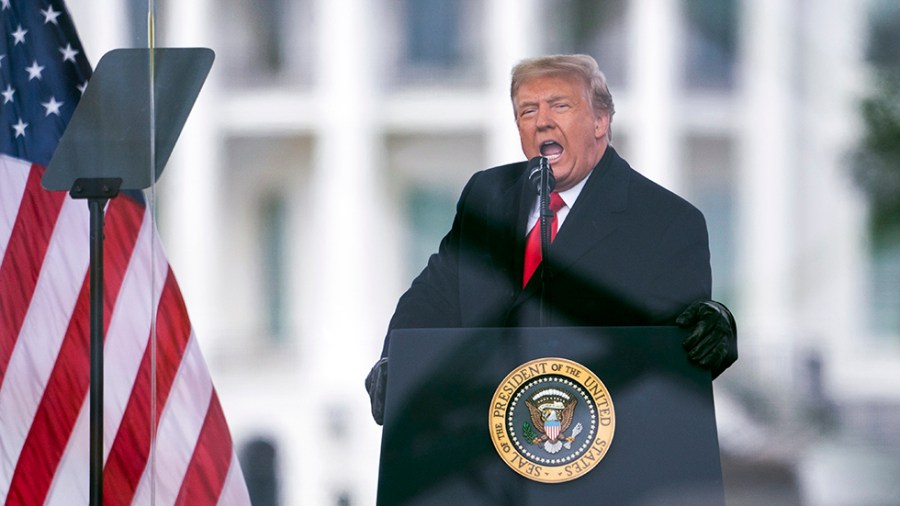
523, 388, 583, 454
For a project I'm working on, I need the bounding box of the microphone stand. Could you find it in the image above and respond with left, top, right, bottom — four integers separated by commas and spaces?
537, 159, 554, 327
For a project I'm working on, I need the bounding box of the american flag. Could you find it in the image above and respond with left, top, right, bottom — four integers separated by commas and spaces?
0, 1, 250, 504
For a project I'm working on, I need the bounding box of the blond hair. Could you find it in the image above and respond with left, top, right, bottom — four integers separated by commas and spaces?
510, 54, 615, 124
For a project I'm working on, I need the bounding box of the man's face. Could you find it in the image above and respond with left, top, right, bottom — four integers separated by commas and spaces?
514, 74, 609, 192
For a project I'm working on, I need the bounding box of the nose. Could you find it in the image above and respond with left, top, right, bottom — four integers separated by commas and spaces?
535, 105, 555, 131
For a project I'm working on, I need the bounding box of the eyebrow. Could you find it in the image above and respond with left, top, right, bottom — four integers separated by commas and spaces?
517, 94, 572, 109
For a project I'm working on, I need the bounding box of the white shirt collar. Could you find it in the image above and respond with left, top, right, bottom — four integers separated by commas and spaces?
526, 169, 592, 232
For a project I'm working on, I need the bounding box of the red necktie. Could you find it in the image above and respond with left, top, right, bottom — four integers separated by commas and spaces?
523, 192, 565, 287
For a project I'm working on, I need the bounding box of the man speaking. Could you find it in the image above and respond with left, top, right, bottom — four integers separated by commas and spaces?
366, 54, 737, 425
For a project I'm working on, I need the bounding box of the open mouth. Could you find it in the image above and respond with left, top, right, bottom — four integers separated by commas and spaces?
540, 141, 563, 162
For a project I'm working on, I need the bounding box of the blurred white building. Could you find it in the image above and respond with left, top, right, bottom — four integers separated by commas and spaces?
67, 0, 900, 504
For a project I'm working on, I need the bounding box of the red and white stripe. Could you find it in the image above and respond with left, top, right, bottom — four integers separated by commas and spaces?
0, 155, 250, 505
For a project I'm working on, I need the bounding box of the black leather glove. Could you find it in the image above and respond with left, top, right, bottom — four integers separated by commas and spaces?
365, 357, 388, 425
676, 300, 738, 378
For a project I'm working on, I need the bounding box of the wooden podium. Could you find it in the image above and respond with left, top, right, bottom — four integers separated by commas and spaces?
376, 327, 724, 505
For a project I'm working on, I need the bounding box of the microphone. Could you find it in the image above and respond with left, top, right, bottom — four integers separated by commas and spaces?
527, 156, 555, 195
525, 156, 555, 326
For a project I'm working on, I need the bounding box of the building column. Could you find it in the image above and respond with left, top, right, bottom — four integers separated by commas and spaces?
736, 0, 796, 383
485, 0, 535, 166
157, 0, 222, 350
628, 0, 682, 191
301, 0, 381, 503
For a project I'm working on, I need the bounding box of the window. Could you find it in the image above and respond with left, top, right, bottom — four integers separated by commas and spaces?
406, 185, 456, 277
543, 0, 630, 87
387, 0, 484, 86
222, 135, 313, 347
217, 0, 314, 87
407, 0, 460, 67
682, 0, 738, 90
867, 0, 900, 68
870, 240, 900, 337
386, 134, 484, 277
262, 192, 288, 340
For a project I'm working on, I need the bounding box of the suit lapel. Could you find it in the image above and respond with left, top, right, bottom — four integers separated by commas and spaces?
485, 165, 531, 294
512, 170, 535, 287
549, 147, 629, 275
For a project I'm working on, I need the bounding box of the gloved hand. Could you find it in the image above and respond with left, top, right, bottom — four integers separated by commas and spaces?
365, 357, 389, 425
676, 300, 738, 378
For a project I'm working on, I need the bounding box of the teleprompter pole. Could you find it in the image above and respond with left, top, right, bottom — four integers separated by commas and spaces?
70, 177, 122, 506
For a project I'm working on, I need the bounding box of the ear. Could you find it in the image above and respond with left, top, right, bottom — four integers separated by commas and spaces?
594, 112, 610, 139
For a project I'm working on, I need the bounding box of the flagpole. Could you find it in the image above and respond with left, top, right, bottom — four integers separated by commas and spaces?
70, 178, 122, 506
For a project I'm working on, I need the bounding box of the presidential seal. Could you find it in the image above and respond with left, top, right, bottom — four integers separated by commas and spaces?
488, 357, 615, 483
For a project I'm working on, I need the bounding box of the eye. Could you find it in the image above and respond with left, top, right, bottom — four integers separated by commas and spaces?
519, 107, 536, 118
